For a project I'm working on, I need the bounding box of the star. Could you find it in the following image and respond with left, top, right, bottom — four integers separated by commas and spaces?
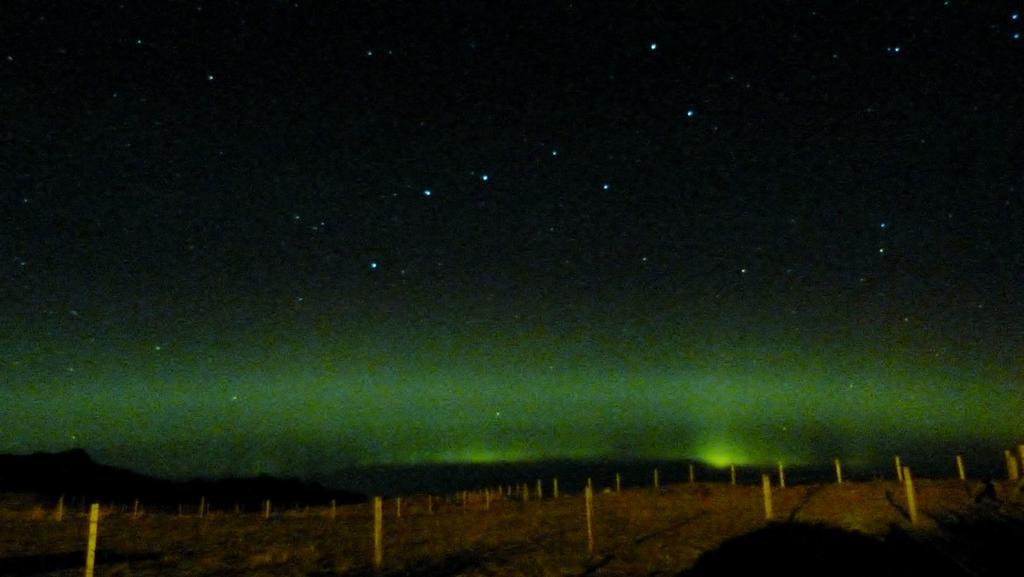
649, 42, 657, 51
369, 261, 379, 269
686, 109, 696, 118
422, 189, 432, 197
480, 174, 489, 181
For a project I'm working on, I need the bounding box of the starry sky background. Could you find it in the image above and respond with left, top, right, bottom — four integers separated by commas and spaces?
2, 1, 1023, 484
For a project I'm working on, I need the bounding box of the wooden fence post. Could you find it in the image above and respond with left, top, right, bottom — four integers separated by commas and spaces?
553, 478, 559, 499
778, 462, 786, 488
372, 496, 383, 569
536, 479, 543, 500
133, 498, 140, 520
689, 463, 695, 484
955, 455, 966, 481
264, 499, 271, 519
395, 497, 401, 519
1007, 450, 1020, 481
485, 488, 491, 510
653, 468, 660, 492
614, 473, 620, 493
56, 495, 64, 522
84, 503, 99, 577
834, 459, 843, 484
762, 474, 773, 520
730, 464, 736, 486
427, 494, 433, 514
895, 456, 903, 482
584, 485, 594, 556
902, 467, 918, 526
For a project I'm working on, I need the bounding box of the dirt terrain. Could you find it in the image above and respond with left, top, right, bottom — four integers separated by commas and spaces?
1, 479, 1022, 576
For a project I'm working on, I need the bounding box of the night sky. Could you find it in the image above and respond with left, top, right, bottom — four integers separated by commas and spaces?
3, 1, 1023, 483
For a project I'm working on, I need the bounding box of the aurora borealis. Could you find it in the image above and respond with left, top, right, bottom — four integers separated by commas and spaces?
2, 1, 1023, 486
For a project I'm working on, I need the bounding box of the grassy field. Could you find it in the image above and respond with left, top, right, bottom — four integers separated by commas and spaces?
1, 478, 1022, 576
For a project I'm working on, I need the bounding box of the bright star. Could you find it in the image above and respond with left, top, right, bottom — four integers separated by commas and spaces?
481, 174, 489, 181
602, 183, 610, 190
423, 189, 432, 197
370, 261, 379, 269
686, 109, 695, 118
649, 42, 657, 51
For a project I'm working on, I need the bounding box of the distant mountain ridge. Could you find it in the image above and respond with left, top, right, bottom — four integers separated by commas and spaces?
0, 449, 366, 508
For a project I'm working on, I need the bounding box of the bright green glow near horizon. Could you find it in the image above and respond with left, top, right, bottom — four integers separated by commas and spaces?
428, 448, 536, 464
694, 441, 752, 468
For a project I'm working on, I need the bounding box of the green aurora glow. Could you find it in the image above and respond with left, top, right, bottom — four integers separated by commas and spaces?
4, 293, 1019, 479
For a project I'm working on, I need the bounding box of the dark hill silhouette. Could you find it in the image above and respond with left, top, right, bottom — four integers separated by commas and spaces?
0, 449, 365, 509
678, 517, 1024, 577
